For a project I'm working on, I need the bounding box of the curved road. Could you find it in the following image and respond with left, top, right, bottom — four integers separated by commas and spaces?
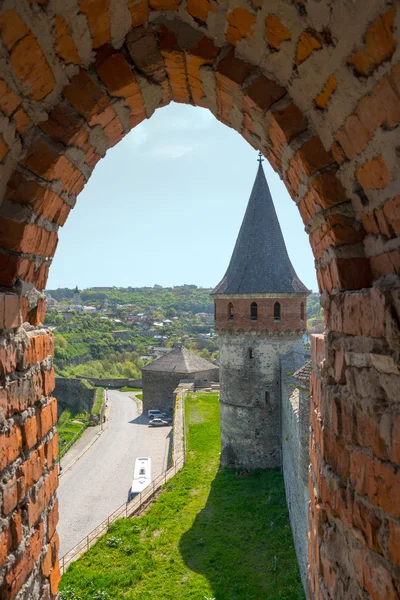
57, 390, 171, 556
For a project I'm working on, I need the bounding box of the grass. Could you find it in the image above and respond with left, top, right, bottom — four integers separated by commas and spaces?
92, 388, 104, 415
57, 410, 89, 454
120, 386, 142, 392
60, 392, 305, 600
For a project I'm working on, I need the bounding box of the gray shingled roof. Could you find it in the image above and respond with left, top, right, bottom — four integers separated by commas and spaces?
212, 163, 309, 295
293, 360, 312, 383
142, 346, 218, 374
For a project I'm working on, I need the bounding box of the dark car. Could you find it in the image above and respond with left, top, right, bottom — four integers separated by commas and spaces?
148, 418, 170, 427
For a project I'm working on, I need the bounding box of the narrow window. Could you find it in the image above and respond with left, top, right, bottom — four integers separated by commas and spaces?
265, 391, 270, 403
214, 302, 217, 321
250, 302, 258, 321
249, 348, 254, 359
228, 302, 234, 321
300, 301, 305, 321
274, 301, 281, 322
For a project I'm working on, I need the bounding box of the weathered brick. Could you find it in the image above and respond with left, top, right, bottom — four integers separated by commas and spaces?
226, 8, 256, 46
62, 69, 109, 122
159, 27, 191, 105
55, 14, 80, 64
296, 30, 322, 66
0, 219, 58, 257
27, 468, 58, 526
388, 519, 400, 566
10, 33, 55, 101
187, 0, 215, 22
2, 475, 18, 515
0, 424, 22, 472
353, 547, 398, 600
0, 11, 29, 51
37, 396, 57, 439
4, 522, 44, 598
150, 0, 181, 8
315, 75, 337, 109
24, 331, 54, 368
21, 415, 38, 450
357, 154, 391, 191
347, 5, 396, 76
351, 451, 400, 518
18, 447, 45, 498
47, 499, 59, 541
78, 0, 110, 48
0, 79, 20, 116
269, 103, 308, 155
265, 14, 291, 50
127, 0, 149, 27
370, 250, 400, 278
0, 135, 8, 162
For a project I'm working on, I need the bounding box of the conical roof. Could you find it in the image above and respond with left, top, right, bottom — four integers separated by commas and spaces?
142, 346, 218, 374
213, 162, 308, 295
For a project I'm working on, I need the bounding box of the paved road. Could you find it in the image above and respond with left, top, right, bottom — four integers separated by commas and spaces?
57, 391, 171, 556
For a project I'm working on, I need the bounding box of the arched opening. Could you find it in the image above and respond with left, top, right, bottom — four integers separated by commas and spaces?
274, 302, 281, 322
228, 302, 234, 321
0, 4, 398, 600
250, 302, 258, 321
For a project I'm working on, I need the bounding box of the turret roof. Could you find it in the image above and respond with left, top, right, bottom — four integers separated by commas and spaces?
142, 346, 218, 374
212, 162, 309, 296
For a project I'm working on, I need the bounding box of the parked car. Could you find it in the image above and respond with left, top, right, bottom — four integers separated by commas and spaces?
148, 409, 166, 420
148, 418, 170, 427
149, 411, 168, 420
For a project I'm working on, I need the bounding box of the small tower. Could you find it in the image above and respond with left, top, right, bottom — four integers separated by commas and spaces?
212, 155, 309, 469
73, 286, 81, 305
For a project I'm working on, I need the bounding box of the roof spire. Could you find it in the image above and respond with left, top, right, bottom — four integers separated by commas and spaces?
212, 161, 309, 296
257, 151, 264, 165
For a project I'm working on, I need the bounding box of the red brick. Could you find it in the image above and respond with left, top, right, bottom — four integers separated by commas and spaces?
127, 0, 149, 27
265, 14, 291, 51
38, 396, 57, 439
353, 547, 398, 600
13, 107, 31, 133
0, 134, 8, 162
370, 250, 400, 278
150, 0, 181, 8
226, 8, 256, 46
296, 137, 335, 175
18, 447, 45, 498
47, 499, 59, 541
10, 510, 23, 549
21, 140, 86, 196
159, 27, 191, 105
187, 0, 215, 22
0, 424, 22, 472
55, 14, 80, 64
24, 331, 54, 368
78, 0, 110, 48
0, 218, 58, 257
244, 75, 286, 112
0, 11, 29, 51
27, 468, 58, 526
4, 523, 44, 598
314, 75, 337, 109
388, 519, 400, 566
347, 5, 396, 76
21, 415, 38, 450
49, 558, 61, 595
0, 79, 20, 116
357, 155, 391, 191
269, 103, 308, 155
45, 433, 58, 468
351, 451, 400, 518
10, 33, 55, 101
62, 69, 109, 122
296, 30, 322, 66
2, 475, 18, 515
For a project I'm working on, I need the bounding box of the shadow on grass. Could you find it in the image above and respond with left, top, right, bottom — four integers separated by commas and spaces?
179, 467, 305, 600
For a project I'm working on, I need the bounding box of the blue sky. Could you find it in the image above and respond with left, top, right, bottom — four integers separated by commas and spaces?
47, 102, 318, 292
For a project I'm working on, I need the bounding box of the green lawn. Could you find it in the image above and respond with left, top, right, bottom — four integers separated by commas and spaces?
120, 386, 142, 392
57, 410, 88, 457
92, 388, 104, 415
60, 392, 304, 600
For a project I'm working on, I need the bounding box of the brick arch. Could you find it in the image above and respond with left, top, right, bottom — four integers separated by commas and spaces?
0, 2, 399, 599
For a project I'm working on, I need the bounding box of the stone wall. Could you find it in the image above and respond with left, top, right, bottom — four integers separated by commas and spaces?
142, 368, 218, 413
54, 377, 95, 417
281, 352, 311, 591
75, 376, 142, 388
218, 331, 304, 468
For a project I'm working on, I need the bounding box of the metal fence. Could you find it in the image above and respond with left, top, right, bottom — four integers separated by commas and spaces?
59, 455, 186, 575
56, 422, 88, 464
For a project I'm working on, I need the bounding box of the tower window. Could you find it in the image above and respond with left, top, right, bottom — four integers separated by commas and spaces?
265, 391, 270, 403
250, 302, 258, 321
214, 303, 217, 321
274, 302, 281, 322
249, 348, 254, 359
228, 302, 234, 321
300, 301, 305, 321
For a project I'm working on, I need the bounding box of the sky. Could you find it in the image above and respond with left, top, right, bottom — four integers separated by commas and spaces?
47, 102, 318, 292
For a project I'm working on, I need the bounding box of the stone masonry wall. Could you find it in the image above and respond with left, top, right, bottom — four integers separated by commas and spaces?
0, 1, 399, 598
281, 352, 311, 592
54, 377, 95, 417
0, 316, 60, 600
142, 368, 218, 413
218, 330, 304, 468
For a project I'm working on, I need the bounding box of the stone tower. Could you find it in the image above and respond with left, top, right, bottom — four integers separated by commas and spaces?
73, 285, 81, 305
212, 158, 309, 469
